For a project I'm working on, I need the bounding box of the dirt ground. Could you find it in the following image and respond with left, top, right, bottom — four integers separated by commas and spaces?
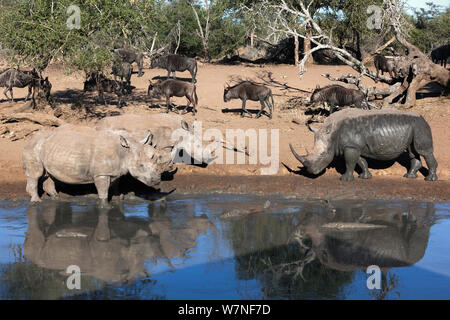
0, 62, 449, 201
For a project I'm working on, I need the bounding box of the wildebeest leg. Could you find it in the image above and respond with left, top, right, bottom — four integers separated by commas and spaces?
5, 85, 14, 102
357, 157, 372, 179
256, 99, 267, 118
94, 176, 111, 208
329, 102, 336, 114
340, 148, 359, 181
356, 100, 369, 110
267, 96, 274, 119
3, 87, 11, 101
185, 94, 196, 115
404, 146, 422, 178
190, 68, 196, 83
422, 153, 438, 181
43, 176, 58, 198
172, 71, 177, 80
241, 99, 252, 118
165, 96, 176, 113
25, 85, 32, 102
100, 92, 107, 105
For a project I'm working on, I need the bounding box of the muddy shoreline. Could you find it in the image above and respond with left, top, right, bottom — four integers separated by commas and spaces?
2, 173, 449, 202
1, 64, 448, 203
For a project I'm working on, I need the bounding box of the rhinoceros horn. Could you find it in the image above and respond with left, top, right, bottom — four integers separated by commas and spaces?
289, 143, 307, 164
307, 123, 319, 134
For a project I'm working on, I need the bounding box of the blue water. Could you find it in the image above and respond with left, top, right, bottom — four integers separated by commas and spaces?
0, 195, 449, 300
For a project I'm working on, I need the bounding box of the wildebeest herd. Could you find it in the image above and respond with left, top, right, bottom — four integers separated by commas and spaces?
0, 45, 446, 205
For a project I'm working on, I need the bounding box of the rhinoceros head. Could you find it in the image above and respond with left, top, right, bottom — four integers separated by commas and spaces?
121, 132, 172, 186
170, 120, 217, 165
290, 123, 335, 175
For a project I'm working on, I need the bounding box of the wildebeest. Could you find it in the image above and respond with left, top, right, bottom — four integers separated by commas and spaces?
23, 124, 173, 206
150, 54, 198, 83
113, 48, 144, 77
289, 108, 438, 181
309, 84, 369, 114
83, 72, 124, 107
373, 54, 394, 80
431, 44, 450, 68
111, 61, 133, 91
0, 68, 51, 102
147, 79, 198, 115
223, 81, 274, 119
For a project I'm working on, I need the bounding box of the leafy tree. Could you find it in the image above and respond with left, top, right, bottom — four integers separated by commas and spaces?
0, 0, 162, 73
409, 3, 450, 53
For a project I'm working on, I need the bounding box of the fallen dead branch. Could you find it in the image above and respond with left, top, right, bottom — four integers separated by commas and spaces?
0, 112, 64, 127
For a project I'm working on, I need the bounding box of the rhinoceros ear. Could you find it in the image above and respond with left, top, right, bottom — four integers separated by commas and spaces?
181, 120, 189, 131
140, 130, 153, 145
120, 136, 130, 148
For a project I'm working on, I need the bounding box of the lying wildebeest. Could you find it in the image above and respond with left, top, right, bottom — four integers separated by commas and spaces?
95, 113, 218, 165
83, 72, 124, 106
289, 109, 438, 181
0, 68, 51, 102
23, 125, 173, 206
309, 84, 369, 114
223, 81, 274, 119
150, 54, 198, 83
373, 54, 394, 80
113, 48, 144, 77
431, 44, 450, 68
112, 61, 133, 91
147, 79, 198, 115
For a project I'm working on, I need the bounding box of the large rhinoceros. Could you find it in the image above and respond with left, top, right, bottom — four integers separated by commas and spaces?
23, 124, 173, 205
290, 109, 438, 181
95, 113, 217, 164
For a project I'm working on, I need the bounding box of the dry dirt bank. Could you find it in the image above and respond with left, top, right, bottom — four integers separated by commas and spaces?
0, 63, 449, 201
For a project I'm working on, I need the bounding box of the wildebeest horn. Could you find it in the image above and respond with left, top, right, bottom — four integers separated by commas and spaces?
307, 123, 319, 134
289, 143, 306, 164
140, 130, 153, 145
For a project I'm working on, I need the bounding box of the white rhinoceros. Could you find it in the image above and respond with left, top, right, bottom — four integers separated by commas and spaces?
23, 124, 173, 205
95, 113, 218, 165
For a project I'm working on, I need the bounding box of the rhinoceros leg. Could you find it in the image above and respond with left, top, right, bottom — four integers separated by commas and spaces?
357, 157, 372, 179
25, 162, 44, 202
43, 176, 58, 198
94, 176, 111, 207
94, 211, 111, 241
404, 147, 422, 178
423, 153, 438, 181
340, 148, 360, 181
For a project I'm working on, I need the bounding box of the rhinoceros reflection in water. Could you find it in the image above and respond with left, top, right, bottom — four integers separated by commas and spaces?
24, 201, 216, 283
227, 200, 435, 299
297, 201, 434, 272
